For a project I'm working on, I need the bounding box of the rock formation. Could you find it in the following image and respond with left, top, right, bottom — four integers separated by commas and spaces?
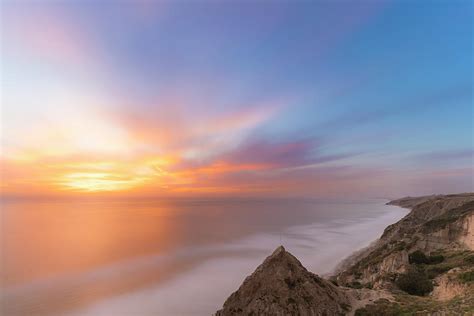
215, 246, 350, 316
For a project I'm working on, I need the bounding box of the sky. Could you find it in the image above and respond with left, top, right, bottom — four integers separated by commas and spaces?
0, 0, 472, 199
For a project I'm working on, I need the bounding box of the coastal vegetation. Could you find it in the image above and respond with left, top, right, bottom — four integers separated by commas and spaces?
395, 267, 433, 296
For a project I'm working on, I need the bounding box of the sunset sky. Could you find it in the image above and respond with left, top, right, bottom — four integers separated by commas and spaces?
1, 1, 472, 198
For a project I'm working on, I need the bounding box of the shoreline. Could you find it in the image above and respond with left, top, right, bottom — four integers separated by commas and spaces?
1, 200, 408, 316
330, 202, 410, 277
67, 201, 408, 316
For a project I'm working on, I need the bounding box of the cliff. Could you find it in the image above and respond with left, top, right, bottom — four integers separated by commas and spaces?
216, 193, 474, 315
336, 193, 474, 289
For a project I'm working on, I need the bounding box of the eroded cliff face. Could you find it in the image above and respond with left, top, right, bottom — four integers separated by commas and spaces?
417, 212, 474, 252
432, 268, 468, 301
336, 194, 474, 289
459, 214, 474, 249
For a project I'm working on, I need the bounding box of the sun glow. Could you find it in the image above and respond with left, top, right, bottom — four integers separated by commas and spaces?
58, 172, 146, 192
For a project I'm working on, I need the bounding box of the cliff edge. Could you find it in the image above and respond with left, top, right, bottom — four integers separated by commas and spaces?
336, 193, 474, 289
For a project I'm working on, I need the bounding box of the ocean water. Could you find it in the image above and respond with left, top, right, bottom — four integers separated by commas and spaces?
0, 198, 407, 316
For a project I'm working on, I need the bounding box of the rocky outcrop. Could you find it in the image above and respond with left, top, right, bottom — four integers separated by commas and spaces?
459, 213, 474, 249
336, 193, 474, 289
215, 246, 350, 316
343, 288, 393, 316
432, 268, 468, 301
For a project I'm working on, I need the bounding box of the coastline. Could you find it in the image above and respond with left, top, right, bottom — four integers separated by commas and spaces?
330, 202, 410, 277
67, 201, 408, 316
1, 199, 408, 316
215, 193, 474, 315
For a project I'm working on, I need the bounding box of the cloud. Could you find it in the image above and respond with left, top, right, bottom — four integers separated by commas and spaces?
113, 96, 283, 158
412, 149, 474, 165
2, 4, 99, 68
320, 84, 473, 130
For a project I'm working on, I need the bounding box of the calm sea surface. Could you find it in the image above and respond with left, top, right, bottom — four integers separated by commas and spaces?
0, 198, 407, 315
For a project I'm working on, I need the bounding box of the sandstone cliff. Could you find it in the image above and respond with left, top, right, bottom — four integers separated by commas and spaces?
336, 193, 474, 289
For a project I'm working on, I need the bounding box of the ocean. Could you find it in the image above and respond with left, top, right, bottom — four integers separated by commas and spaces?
0, 198, 407, 315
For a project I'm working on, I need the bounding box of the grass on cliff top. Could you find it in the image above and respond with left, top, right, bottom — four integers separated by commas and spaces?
355, 288, 474, 316
421, 200, 474, 233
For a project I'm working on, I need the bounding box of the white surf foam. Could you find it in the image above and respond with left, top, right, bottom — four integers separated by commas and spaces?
68, 204, 407, 316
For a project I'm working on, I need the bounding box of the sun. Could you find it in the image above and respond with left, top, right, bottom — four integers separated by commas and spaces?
58, 172, 144, 192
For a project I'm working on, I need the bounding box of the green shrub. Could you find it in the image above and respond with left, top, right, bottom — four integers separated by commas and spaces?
409, 250, 429, 264
393, 241, 407, 251
465, 255, 474, 264
396, 268, 433, 296
459, 271, 474, 283
348, 281, 363, 289
409, 250, 445, 265
428, 254, 445, 264
425, 265, 453, 279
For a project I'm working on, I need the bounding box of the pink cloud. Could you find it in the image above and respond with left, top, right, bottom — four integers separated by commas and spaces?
2, 4, 99, 67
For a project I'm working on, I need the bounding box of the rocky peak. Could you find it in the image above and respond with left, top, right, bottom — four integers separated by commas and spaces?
272, 245, 286, 256
215, 246, 350, 316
